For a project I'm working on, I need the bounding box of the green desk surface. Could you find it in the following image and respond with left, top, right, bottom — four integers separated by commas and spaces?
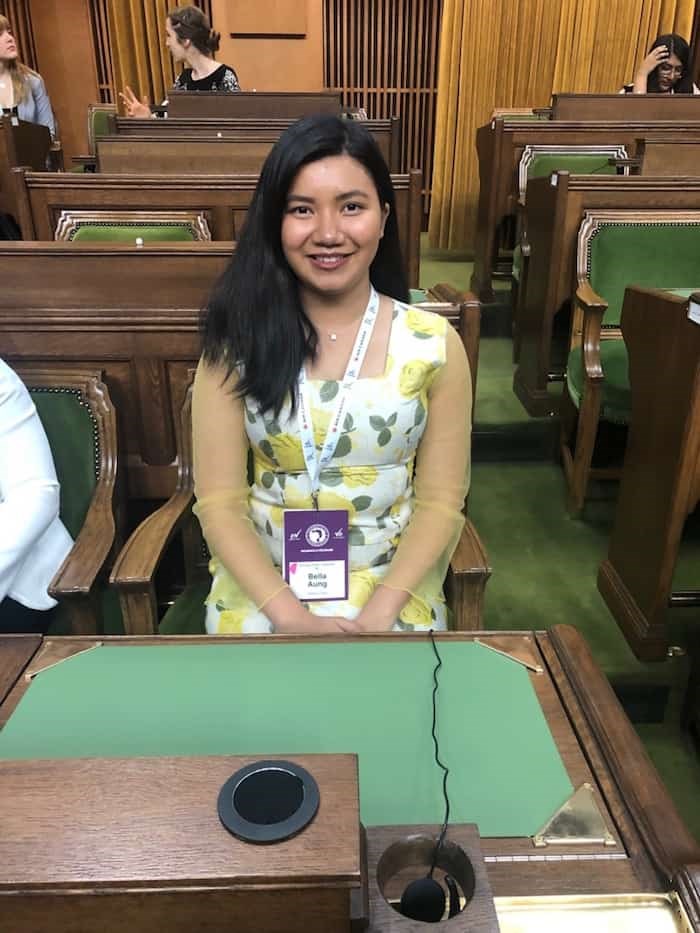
0, 641, 572, 836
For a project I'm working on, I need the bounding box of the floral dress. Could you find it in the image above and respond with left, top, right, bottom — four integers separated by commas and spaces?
205, 303, 450, 634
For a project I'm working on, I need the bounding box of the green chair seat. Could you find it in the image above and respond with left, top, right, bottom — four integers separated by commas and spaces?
409, 288, 428, 304
566, 341, 631, 424
70, 224, 198, 243
159, 582, 208, 634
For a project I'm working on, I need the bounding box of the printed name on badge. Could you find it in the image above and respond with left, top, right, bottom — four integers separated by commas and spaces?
283, 510, 349, 601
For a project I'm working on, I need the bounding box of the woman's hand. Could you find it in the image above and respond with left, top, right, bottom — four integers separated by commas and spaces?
274, 611, 361, 635
633, 46, 668, 92
119, 86, 151, 118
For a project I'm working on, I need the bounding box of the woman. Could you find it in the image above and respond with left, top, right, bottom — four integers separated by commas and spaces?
0, 359, 73, 634
0, 15, 56, 136
120, 5, 239, 118
628, 33, 699, 94
193, 115, 471, 635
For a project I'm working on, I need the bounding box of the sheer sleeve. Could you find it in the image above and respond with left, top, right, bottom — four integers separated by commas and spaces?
191, 360, 289, 609
380, 323, 471, 598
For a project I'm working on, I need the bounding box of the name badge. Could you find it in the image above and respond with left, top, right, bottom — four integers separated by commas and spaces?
283, 509, 348, 601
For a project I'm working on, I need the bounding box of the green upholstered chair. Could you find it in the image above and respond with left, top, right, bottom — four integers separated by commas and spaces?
53, 210, 211, 243
111, 325, 491, 635
15, 367, 121, 634
560, 210, 700, 515
512, 146, 628, 359
70, 103, 116, 172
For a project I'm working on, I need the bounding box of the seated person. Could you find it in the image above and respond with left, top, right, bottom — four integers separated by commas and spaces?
193, 115, 471, 635
624, 33, 699, 94
0, 14, 56, 136
0, 360, 73, 634
120, 5, 239, 117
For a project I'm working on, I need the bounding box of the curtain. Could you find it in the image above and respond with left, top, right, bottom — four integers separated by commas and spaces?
429, 0, 696, 252
107, 0, 174, 107
5, 0, 38, 71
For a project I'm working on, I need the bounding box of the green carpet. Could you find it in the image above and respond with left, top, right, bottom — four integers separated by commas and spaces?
424, 245, 700, 844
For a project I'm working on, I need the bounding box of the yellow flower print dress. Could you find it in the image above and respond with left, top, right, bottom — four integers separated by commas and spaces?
205, 303, 449, 634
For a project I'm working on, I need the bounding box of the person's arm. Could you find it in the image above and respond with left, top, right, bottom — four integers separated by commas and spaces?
0, 365, 63, 603
632, 45, 669, 94
221, 67, 241, 92
192, 359, 354, 634
31, 75, 56, 138
356, 325, 471, 631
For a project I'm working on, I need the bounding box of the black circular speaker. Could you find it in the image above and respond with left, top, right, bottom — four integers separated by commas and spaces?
217, 760, 320, 844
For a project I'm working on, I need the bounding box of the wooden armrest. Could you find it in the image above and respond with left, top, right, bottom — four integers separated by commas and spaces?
609, 158, 641, 168
49, 493, 115, 598
110, 489, 194, 588
430, 283, 480, 416
71, 155, 96, 165
446, 519, 491, 631
575, 281, 608, 383
109, 489, 194, 636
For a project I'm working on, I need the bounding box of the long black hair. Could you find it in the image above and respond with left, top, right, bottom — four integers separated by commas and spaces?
646, 34, 694, 93
201, 114, 408, 416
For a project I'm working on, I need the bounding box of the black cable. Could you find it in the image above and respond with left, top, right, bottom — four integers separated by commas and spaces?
428, 628, 450, 878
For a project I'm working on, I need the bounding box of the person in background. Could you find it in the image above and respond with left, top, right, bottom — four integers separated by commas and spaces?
193, 115, 471, 635
0, 14, 56, 136
0, 360, 73, 634
120, 5, 240, 118
627, 33, 699, 94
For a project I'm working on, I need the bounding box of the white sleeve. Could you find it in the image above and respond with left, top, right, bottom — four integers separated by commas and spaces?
0, 361, 63, 603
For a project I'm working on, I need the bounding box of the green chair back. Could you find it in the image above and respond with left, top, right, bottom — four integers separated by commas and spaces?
527, 154, 618, 180
70, 223, 198, 243
30, 387, 99, 539
586, 220, 700, 328
90, 107, 114, 145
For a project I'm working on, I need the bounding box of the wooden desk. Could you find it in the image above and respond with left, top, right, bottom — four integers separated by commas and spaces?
514, 173, 700, 415
473, 118, 700, 302
166, 89, 342, 118
0, 116, 50, 219
635, 137, 700, 176
0, 627, 698, 931
598, 287, 700, 660
0, 243, 478, 503
551, 93, 700, 122
12, 168, 422, 289
112, 117, 402, 173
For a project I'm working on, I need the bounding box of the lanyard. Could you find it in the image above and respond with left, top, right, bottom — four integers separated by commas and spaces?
297, 286, 380, 508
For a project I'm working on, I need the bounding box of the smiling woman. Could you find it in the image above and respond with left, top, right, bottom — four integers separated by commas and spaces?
192, 114, 472, 636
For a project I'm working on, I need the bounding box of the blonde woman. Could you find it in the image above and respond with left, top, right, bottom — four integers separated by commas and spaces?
0, 15, 56, 136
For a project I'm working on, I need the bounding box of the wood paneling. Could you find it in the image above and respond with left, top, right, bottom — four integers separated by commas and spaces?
229, 1, 307, 37
211, 0, 323, 91
28, 0, 99, 164
324, 0, 442, 219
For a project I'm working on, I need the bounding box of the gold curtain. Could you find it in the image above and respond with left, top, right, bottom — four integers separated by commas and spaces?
429, 0, 695, 251
107, 0, 212, 110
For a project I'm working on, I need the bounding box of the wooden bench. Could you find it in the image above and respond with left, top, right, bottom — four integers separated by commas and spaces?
12, 169, 423, 289
0, 242, 479, 505
110, 117, 402, 173
473, 118, 700, 301
598, 286, 700, 660
513, 173, 700, 416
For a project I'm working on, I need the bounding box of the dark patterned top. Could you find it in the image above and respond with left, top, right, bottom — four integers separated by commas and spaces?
174, 64, 240, 92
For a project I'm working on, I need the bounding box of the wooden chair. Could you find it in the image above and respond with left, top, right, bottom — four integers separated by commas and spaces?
512, 145, 628, 357
14, 367, 120, 634
560, 209, 700, 515
111, 376, 490, 636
